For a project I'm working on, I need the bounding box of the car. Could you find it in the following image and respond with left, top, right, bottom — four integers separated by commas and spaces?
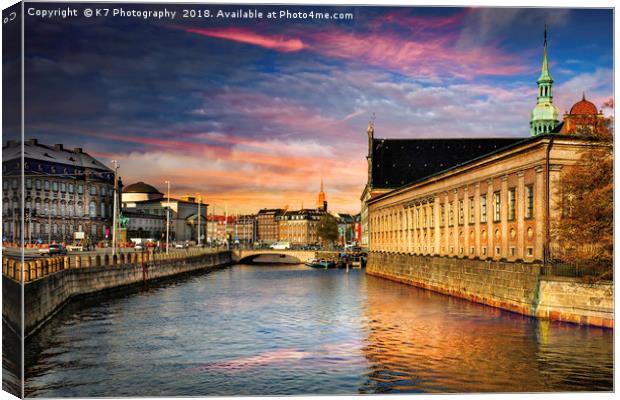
175, 243, 189, 249
270, 241, 290, 250
38, 244, 67, 256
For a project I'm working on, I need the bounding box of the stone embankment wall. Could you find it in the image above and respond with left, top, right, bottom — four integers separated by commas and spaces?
2, 250, 232, 336
367, 252, 613, 328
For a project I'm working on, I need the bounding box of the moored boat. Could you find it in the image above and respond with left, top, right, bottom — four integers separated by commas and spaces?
305, 258, 337, 269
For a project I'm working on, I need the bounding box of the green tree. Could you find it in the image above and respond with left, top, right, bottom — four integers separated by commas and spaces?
554, 99, 613, 270
317, 214, 339, 247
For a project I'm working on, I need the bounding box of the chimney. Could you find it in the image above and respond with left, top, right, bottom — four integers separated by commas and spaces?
53, 144, 63, 150
74, 147, 83, 153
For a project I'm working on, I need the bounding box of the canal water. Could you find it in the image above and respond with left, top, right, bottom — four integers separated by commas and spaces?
24, 264, 613, 396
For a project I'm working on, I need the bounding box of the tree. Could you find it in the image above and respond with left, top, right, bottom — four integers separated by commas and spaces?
317, 214, 339, 247
554, 100, 613, 268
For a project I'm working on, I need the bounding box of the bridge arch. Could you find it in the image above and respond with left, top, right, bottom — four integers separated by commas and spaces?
233, 249, 316, 265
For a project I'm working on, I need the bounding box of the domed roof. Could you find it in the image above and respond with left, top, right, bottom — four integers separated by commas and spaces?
123, 181, 162, 194
569, 94, 598, 115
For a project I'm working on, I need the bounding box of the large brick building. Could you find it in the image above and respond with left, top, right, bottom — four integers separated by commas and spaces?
2, 139, 117, 244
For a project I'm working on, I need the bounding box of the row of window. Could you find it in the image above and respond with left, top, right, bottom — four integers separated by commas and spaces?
6, 200, 112, 218
5, 222, 108, 238
3, 178, 112, 196
372, 185, 535, 231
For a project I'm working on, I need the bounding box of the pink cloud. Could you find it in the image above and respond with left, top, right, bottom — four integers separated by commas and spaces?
177, 26, 306, 52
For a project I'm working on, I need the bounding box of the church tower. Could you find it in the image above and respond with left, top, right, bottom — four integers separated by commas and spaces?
316, 179, 327, 211
530, 26, 560, 136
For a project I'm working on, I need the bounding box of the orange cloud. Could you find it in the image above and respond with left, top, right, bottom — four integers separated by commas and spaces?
179, 26, 306, 52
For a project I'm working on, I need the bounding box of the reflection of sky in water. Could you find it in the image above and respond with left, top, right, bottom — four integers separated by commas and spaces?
24, 265, 612, 396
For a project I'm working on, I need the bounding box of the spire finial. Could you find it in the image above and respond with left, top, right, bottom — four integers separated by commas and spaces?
582, 91, 586, 101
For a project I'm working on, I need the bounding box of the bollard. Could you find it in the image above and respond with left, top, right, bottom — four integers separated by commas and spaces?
95, 255, 101, 267
2, 258, 7, 276
75, 255, 81, 269
103, 254, 110, 266
112, 254, 118, 266
64, 256, 70, 270
36, 260, 42, 279
85, 255, 92, 268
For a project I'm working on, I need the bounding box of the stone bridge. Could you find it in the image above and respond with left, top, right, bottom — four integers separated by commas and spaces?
232, 249, 316, 264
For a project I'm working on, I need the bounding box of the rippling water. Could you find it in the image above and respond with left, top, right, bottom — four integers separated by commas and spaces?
24, 264, 613, 396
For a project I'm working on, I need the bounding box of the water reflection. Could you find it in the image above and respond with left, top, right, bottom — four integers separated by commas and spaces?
24, 264, 612, 396
360, 275, 613, 392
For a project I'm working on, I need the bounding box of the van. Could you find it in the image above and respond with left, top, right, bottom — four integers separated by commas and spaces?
270, 241, 290, 250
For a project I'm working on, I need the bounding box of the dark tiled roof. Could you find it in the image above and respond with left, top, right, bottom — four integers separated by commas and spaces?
371, 138, 525, 189
123, 181, 162, 194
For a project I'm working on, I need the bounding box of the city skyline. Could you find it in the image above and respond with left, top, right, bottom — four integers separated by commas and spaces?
12, 5, 614, 214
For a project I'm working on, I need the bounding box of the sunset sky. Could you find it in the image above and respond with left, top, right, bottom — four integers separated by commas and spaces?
18, 4, 613, 214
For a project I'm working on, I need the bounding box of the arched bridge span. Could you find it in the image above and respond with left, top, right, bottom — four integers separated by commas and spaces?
232, 249, 316, 264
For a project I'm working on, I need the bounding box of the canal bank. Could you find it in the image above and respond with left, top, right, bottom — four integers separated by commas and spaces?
367, 252, 613, 328
2, 250, 232, 337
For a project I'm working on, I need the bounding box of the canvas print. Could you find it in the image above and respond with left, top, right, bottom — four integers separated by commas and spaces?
1, 1, 614, 397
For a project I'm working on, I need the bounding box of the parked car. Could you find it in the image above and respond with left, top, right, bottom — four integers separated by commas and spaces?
175, 242, 189, 249
270, 241, 291, 250
38, 244, 67, 256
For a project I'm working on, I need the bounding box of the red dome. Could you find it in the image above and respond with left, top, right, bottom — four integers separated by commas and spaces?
569, 95, 598, 115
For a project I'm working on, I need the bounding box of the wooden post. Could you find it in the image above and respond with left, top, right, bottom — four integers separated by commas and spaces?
36, 260, 42, 278
85, 255, 92, 268
75, 255, 81, 269
64, 256, 70, 270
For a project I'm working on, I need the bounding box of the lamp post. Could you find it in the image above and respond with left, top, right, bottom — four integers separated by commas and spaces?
196, 192, 202, 246
165, 180, 170, 254
111, 160, 119, 256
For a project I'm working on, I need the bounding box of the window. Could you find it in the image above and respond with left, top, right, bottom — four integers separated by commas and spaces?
89, 201, 97, 217
2, 180, 7, 190
469, 197, 475, 224
458, 200, 464, 225
35, 179, 41, 190
78, 184, 84, 194
480, 195, 487, 223
52, 181, 58, 191
423, 208, 427, 228
44, 180, 50, 191
525, 185, 534, 218
416, 209, 420, 228
493, 192, 501, 222
90, 186, 97, 195
440, 204, 445, 226
101, 202, 106, 218
12, 179, 18, 189
26, 179, 32, 189
508, 188, 516, 221
60, 183, 66, 193
101, 186, 107, 196
69, 184, 74, 193
91, 224, 98, 237
429, 207, 434, 228
449, 202, 454, 226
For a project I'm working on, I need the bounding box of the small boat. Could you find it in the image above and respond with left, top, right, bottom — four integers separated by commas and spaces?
305, 258, 337, 269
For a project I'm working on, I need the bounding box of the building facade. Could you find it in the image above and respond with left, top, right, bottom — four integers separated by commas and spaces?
367, 133, 605, 262
256, 208, 283, 244
121, 182, 207, 243
235, 214, 256, 244
206, 215, 236, 244
277, 209, 324, 246
2, 139, 117, 244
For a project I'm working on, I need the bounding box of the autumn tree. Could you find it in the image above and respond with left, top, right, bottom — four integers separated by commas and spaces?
554, 100, 613, 268
317, 213, 339, 248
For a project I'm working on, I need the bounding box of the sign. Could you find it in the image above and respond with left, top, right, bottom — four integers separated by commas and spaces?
74, 231, 85, 240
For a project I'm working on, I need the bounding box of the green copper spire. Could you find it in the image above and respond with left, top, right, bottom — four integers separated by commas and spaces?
530, 25, 559, 136
538, 25, 552, 83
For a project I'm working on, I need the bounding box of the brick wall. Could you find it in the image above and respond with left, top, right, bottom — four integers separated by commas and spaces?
367, 252, 613, 328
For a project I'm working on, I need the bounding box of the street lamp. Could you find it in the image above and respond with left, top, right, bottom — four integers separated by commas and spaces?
165, 180, 170, 254
111, 160, 119, 256
196, 192, 202, 246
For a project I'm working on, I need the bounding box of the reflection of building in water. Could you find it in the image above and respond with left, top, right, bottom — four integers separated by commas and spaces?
359, 275, 613, 393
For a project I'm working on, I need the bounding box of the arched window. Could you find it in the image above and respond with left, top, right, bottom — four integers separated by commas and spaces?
89, 201, 97, 218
